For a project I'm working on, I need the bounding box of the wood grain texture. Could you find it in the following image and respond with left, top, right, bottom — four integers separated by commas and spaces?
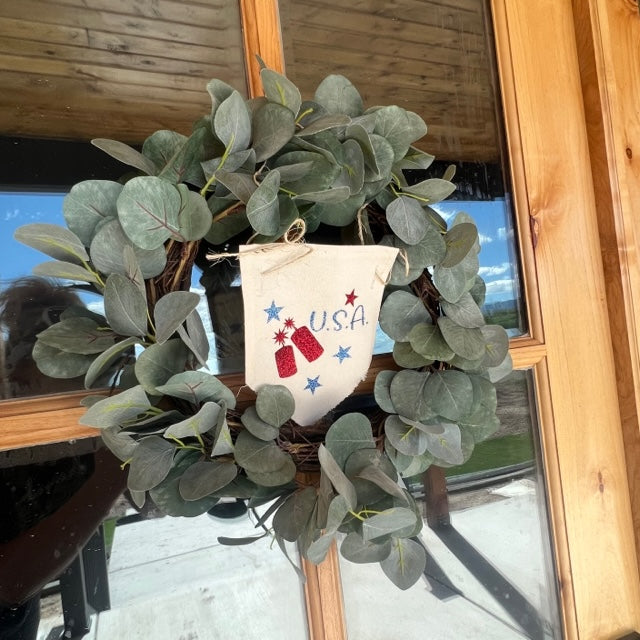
492, 0, 640, 637
571, 0, 640, 577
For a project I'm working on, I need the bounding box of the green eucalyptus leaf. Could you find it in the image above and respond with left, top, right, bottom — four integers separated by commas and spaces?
246, 169, 280, 235
373, 106, 413, 162
234, 430, 290, 473
252, 102, 296, 162
423, 422, 464, 465
441, 223, 479, 268
357, 465, 407, 503
214, 171, 257, 204
374, 370, 397, 414
340, 138, 365, 195
128, 435, 175, 492
241, 406, 280, 441
469, 276, 487, 307
407, 323, 455, 362
293, 185, 351, 204
260, 68, 302, 115
164, 401, 222, 439
206, 79, 235, 122
432, 263, 469, 303
117, 176, 183, 249
481, 324, 510, 367
312, 193, 365, 227
341, 532, 391, 564
32, 261, 100, 285
362, 507, 418, 542
393, 146, 435, 172
318, 444, 357, 510
366, 134, 395, 181
379, 290, 431, 342
487, 352, 513, 383
298, 114, 351, 137
135, 339, 190, 394
202, 149, 255, 182
79, 384, 150, 428
101, 426, 138, 462
205, 206, 250, 245
154, 291, 200, 344
155, 371, 236, 408
63, 180, 122, 246
91, 138, 156, 175
177, 309, 209, 366
32, 341, 94, 378
104, 273, 148, 337
90, 219, 166, 279
386, 196, 428, 245
438, 317, 486, 361
255, 384, 295, 427
389, 369, 434, 422
441, 291, 485, 328
381, 538, 426, 590
176, 186, 212, 241
272, 487, 317, 542
38, 317, 117, 354
15, 223, 89, 264
385, 415, 428, 456
214, 90, 251, 153
325, 412, 375, 470
403, 178, 456, 205
84, 336, 138, 388
245, 457, 296, 487
142, 130, 187, 176
314, 74, 363, 117
179, 460, 237, 501
392, 341, 434, 368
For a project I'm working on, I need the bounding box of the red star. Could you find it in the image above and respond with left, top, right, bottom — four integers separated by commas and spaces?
283, 318, 296, 330
345, 289, 358, 306
273, 329, 288, 345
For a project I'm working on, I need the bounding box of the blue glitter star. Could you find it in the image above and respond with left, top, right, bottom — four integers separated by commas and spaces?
333, 345, 351, 364
304, 376, 322, 395
264, 300, 283, 323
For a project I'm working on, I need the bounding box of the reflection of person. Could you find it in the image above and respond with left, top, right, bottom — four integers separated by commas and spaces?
0, 277, 85, 398
0, 277, 125, 639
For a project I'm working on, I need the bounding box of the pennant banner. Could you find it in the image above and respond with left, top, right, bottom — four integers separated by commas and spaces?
239, 243, 398, 426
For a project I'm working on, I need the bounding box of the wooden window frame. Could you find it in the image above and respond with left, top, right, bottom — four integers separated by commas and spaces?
2, 1, 640, 638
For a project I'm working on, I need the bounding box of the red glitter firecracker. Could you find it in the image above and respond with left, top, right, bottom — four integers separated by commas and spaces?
275, 345, 297, 378
291, 326, 324, 362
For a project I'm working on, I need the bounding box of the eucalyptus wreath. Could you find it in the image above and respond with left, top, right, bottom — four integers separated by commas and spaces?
14, 65, 511, 590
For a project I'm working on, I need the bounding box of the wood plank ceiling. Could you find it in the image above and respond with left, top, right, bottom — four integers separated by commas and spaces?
0, 0, 498, 161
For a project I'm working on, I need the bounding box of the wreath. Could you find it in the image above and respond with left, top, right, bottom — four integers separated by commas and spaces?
14, 65, 511, 590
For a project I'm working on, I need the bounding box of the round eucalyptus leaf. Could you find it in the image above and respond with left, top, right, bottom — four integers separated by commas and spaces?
177, 309, 209, 367
441, 292, 485, 328
389, 369, 434, 422
380, 537, 427, 590
341, 532, 392, 564
176, 186, 212, 241
260, 68, 302, 116
79, 384, 150, 429
366, 134, 395, 181
164, 402, 222, 439
241, 406, 280, 441
155, 371, 236, 409
154, 291, 200, 344
441, 223, 479, 268
487, 352, 513, 383
340, 138, 365, 195
117, 176, 183, 250
104, 273, 148, 337
84, 336, 138, 389
92, 138, 156, 175
234, 430, 289, 473
90, 219, 166, 279
101, 426, 138, 462
128, 436, 175, 492
424, 370, 473, 421
32, 261, 99, 285
135, 339, 190, 395
392, 341, 434, 368
345, 448, 397, 482
255, 384, 295, 427
374, 370, 397, 414
246, 169, 280, 235
423, 422, 464, 465
214, 90, 251, 153
314, 74, 363, 117
272, 487, 317, 542
386, 196, 428, 245
393, 146, 435, 171
403, 178, 456, 205
252, 102, 296, 162
14, 222, 90, 265
38, 317, 117, 354
379, 290, 431, 342
433, 263, 469, 303
480, 324, 510, 367
32, 341, 93, 378
142, 130, 186, 175
178, 460, 238, 501
293, 185, 351, 204
407, 323, 455, 362
325, 412, 375, 470
215, 170, 257, 204
362, 507, 418, 542
298, 114, 352, 137
63, 180, 122, 246
245, 457, 296, 487
469, 276, 487, 307
385, 415, 428, 456
318, 444, 358, 510
373, 106, 412, 162
438, 317, 486, 361
206, 78, 235, 121
313, 193, 365, 227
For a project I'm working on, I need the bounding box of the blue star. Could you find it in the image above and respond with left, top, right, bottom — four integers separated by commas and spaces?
304, 376, 322, 395
264, 300, 283, 323
333, 345, 351, 364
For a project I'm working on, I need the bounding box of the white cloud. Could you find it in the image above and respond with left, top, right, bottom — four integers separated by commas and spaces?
485, 278, 516, 298
479, 262, 511, 278
3, 209, 19, 222
478, 233, 493, 245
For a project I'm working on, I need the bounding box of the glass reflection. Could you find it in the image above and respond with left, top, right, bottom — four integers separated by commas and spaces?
339, 370, 561, 639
